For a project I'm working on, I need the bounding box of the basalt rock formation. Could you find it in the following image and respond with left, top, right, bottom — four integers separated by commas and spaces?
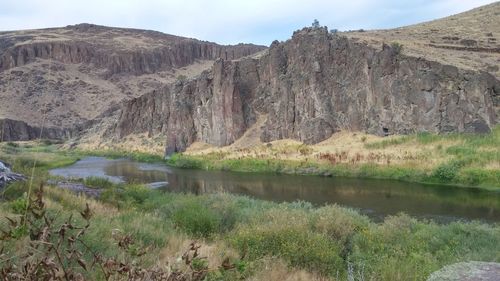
0, 24, 266, 132
111, 27, 499, 155
0, 25, 266, 76
0, 118, 75, 141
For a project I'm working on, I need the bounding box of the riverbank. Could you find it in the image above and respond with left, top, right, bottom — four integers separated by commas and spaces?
167, 128, 500, 190
1, 146, 499, 280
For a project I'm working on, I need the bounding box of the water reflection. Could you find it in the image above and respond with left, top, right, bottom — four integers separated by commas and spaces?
50, 157, 500, 223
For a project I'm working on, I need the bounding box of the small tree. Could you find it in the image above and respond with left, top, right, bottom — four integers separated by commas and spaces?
391, 42, 403, 55
312, 19, 320, 28
177, 74, 187, 81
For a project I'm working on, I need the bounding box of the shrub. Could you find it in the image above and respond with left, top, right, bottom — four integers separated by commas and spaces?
6, 142, 19, 148
231, 225, 344, 276
83, 176, 115, 189
298, 144, 313, 156
432, 161, 462, 182
159, 194, 242, 238
351, 214, 500, 281
391, 42, 403, 55
10, 195, 28, 214
172, 203, 220, 238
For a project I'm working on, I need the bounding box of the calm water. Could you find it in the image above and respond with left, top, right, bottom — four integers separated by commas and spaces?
50, 157, 500, 223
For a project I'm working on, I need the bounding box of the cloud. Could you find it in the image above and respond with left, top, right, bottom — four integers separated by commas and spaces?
0, 0, 496, 45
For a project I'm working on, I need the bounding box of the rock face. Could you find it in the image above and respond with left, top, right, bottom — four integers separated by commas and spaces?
0, 160, 26, 188
0, 118, 74, 141
0, 29, 265, 77
111, 28, 499, 155
0, 24, 266, 131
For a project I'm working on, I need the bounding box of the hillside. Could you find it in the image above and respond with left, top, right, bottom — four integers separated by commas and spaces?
345, 2, 500, 78
0, 24, 266, 131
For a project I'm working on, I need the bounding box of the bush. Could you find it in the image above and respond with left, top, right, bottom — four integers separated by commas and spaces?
298, 144, 313, 156
351, 214, 500, 280
172, 203, 220, 238
160, 194, 242, 238
6, 142, 19, 148
231, 225, 344, 276
10, 195, 28, 214
391, 42, 403, 55
432, 161, 463, 182
83, 176, 115, 189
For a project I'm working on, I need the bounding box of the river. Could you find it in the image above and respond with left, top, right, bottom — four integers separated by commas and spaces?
50, 156, 500, 223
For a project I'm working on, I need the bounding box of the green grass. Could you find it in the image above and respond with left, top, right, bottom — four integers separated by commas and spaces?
166, 127, 500, 190
1, 146, 500, 280
2, 137, 499, 279
75, 149, 164, 163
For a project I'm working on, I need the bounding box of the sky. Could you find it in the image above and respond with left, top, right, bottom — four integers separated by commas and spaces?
0, 0, 497, 46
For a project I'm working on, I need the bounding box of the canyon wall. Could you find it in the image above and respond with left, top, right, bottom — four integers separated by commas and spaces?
112, 28, 499, 155
0, 118, 75, 141
0, 24, 266, 137
0, 35, 265, 77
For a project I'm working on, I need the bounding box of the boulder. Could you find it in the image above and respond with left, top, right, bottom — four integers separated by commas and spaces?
427, 261, 500, 281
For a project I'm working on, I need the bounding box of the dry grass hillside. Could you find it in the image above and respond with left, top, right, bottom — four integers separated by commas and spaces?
345, 1, 500, 78
0, 24, 265, 128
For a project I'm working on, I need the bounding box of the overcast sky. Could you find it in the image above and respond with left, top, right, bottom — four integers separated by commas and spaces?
0, 0, 497, 45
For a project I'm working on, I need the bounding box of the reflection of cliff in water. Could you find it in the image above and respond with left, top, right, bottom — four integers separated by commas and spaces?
104, 161, 168, 184
165, 169, 500, 223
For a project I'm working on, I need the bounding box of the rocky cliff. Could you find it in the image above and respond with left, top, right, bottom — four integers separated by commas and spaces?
110, 27, 499, 155
0, 24, 266, 133
0, 118, 75, 141
0, 25, 266, 76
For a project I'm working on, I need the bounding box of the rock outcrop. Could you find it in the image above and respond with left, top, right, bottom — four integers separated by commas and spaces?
0, 24, 266, 77
0, 160, 26, 188
0, 24, 266, 131
110, 28, 499, 155
427, 261, 500, 281
0, 118, 74, 141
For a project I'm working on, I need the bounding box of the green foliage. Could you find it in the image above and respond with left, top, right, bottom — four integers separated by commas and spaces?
232, 225, 344, 276
191, 258, 209, 271
298, 144, 313, 156
432, 161, 463, 182
83, 176, 115, 189
155, 194, 242, 238
391, 42, 404, 55
351, 214, 500, 280
100, 183, 151, 208
6, 142, 19, 148
172, 203, 220, 238
364, 135, 411, 149
75, 149, 163, 163
10, 195, 28, 214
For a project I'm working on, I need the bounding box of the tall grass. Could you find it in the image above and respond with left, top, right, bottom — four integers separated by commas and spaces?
167, 127, 500, 190
1, 146, 499, 280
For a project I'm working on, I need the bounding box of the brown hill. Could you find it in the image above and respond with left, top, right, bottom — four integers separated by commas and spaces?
345, 2, 500, 78
0, 24, 266, 130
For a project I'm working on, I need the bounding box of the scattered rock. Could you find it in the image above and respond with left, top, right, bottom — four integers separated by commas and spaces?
49, 180, 101, 198
427, 261, 500, 281
460, 39, 478, 47
0, 160, 27, 188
